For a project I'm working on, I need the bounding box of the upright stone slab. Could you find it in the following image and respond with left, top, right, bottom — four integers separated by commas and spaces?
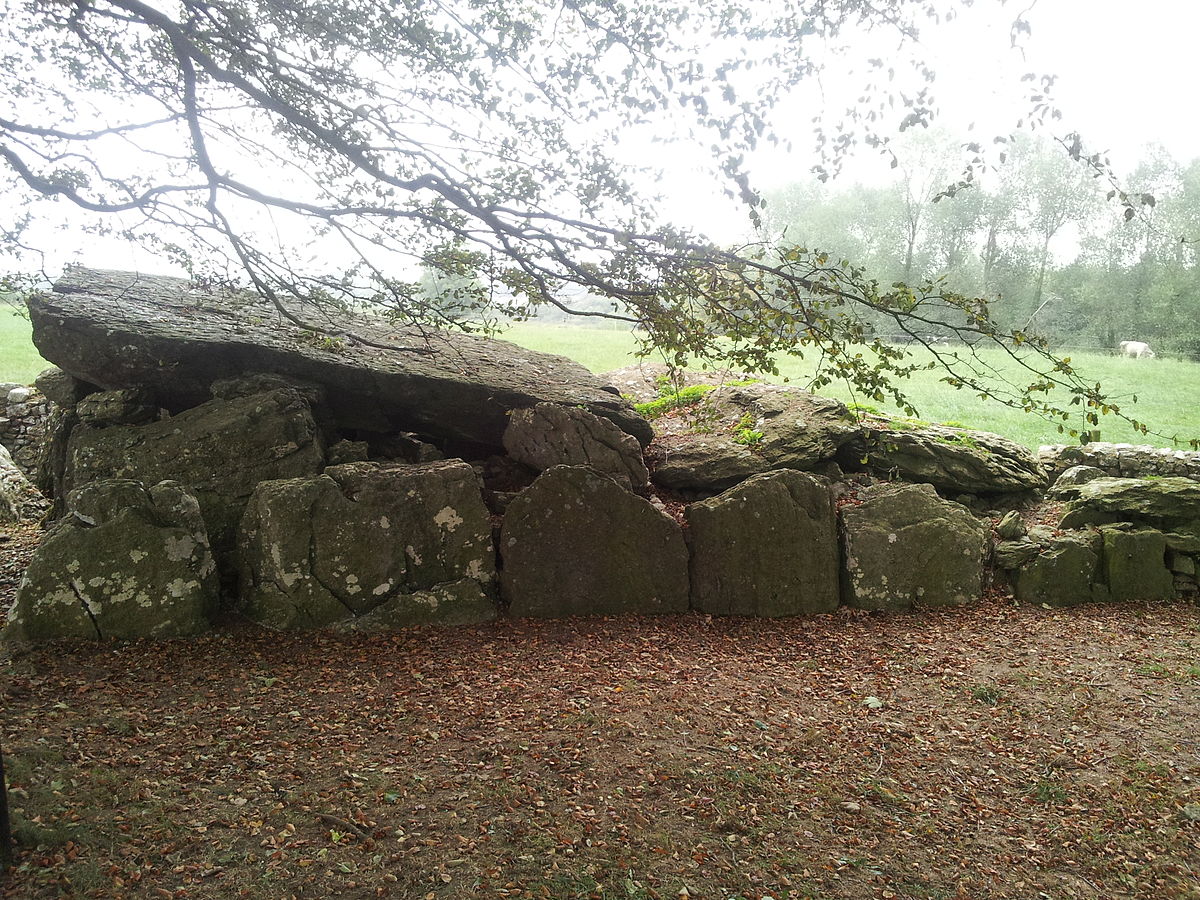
503, 402, 650, 491
1100, 526, 1175, 602
1014, 530, 1106, 607
237, 461, 497, 630
501, 466, 689, 617
63, 386, 325, 552
685, 469, 838, 617
840, 483, 988, 611
3, 479, 218, 643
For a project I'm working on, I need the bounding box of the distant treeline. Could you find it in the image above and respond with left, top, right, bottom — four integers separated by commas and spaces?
763, 132, 1200, 360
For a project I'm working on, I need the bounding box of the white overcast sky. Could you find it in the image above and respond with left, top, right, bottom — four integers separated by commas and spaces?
30, 0, 1200, 273
659, 0, 1200, 241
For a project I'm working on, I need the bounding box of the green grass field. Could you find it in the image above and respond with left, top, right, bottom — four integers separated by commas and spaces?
2, 309, 1197, 449
499, 322, 1200, 449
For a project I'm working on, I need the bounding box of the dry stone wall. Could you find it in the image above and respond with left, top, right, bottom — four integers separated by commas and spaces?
0, 383, 50, 476
1040, 443, 1200, 483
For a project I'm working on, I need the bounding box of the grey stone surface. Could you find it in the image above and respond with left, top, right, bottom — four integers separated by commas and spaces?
860, 423, 1047, 495
840, 483, 988, 611
686, 469, 839, 617
0, 443, 48, 523
1100, 526, 1175, 602
34, 366, 95, 406
504, 402, 650, 491
30, 267, 651, 449
3, 479, 218, 643
501, 466, 689, 617
1047, 465, 1107, 499
63, 386, 326, 553
237, 461, 496, 630
75, 388, 159, 427
1063, 477, 1200, 532
1014, 530, 1104, 608
652, 384, 860, 493
995, 510, 1026, 540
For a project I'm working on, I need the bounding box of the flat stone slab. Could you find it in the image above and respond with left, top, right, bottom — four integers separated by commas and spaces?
30, 268, 651, 449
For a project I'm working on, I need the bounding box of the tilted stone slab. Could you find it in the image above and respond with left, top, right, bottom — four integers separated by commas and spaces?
4, 479, 218, 643
237, 461, 497, 630
503, 401, 650, 491
860, 423, 1047, 496
685, 469, 838, 617
501, 466, 689, 617
653, 384, 860, 493
63, 386, 326, 553
840, 483, 988, 611
30, 267, 651, 448
1063, 477, 1200, 532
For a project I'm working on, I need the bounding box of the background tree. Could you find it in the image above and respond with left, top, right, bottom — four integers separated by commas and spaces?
0, 0, 1171, 439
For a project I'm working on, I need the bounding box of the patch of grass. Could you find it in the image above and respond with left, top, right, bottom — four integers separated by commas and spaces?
731, 412, 764, 447
0, 307, 49, 384
634, 383, 716, 419
970, 683, 1004, 705
1029, 778, 1068, 805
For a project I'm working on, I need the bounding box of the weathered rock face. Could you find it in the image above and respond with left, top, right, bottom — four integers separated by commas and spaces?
4, 480, 218, 643
75, 388, 159, 427
237, 461, 496, 630
503, 402, 650, 491
0, 443, 48, 523
859, 423, 1047, 496
30, 267, 651, 449
1061, 477, 1200, 533
1047, 465, 1107, 499
1013, 531, 1105, 608
1100, 526, 1175, 602
63, 386, 326, 552
501, 466, 689, 617
685, 470, 839, 617
652, 384, 860, 493
840, 483, 988, 611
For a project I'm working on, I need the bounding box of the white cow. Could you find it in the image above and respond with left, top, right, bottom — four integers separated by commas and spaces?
1118, 340, 1156, 359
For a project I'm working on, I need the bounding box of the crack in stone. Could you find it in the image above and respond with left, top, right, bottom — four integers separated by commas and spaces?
67, 578, 102, 641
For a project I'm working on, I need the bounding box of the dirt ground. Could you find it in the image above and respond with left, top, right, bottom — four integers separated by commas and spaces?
1, 522, 1199, 900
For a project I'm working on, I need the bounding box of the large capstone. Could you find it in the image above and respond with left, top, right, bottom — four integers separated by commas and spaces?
236, 461, 497, 630
3, 479, 218, 643
503, 402, 650, 491
859, 422, 1047, 496
500, 466, 689, 617
30, 267, 650, 449
685, 469, 839, 617
62, 385, 325, 553
652, 384, 860, 494
840, 483, 988, 611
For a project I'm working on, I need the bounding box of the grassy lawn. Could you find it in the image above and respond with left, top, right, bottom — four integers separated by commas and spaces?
0, 308, 48, 386
500, 322, 1200, 449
